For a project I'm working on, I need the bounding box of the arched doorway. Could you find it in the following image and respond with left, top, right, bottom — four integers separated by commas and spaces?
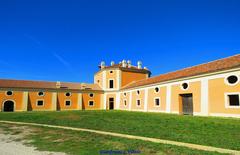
3, 100, 14, 112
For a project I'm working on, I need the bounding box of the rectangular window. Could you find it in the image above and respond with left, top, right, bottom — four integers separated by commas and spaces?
124, 100, 127, 107
155, 98, 160, 107
109, 80, 114, 89
137, 99, 141, 107
228, 94, 240, 106
89, 101, 94, 106
37, 100, 44, 106
65, 100, 71, 106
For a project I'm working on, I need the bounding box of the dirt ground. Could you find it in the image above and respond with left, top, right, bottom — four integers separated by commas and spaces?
0, 125, 65, 155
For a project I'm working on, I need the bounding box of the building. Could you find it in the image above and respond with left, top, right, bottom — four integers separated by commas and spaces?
0, 54, 240, 118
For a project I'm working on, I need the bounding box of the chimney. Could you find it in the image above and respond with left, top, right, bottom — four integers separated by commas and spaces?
111, 61, 115, 66
137, 61, 142, 69
127, 60, 131, 68
100, 61, 105, 69
122, 60, 127, 67
56, 81, 61, 88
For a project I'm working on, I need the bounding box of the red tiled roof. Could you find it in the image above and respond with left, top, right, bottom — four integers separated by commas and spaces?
123, 54, 240, 89
0, 79, 102, 91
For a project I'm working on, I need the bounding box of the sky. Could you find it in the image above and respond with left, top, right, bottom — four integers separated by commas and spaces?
0, 0, 240, 83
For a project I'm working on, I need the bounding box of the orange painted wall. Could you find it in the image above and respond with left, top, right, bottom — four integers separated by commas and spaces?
147, 86, 167, 111
131, 89, 145, 110
121, 71, 147, 87
28, 91, 53, 111
0, 90, 23, 111
171, 81, 201, 114
82, 92, 102, 110
106, 70, 118, 89
57, 92, 79, 110
209, 77, 240, 114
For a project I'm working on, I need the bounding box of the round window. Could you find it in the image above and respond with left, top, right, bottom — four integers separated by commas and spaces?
155, 87, 159, 93
182, 83, 188, 90
226, 75, 238, 85
89, 93, 94, 98
137, 90, 140, 95
65, 92, 71, 97
6, 91, 13, 96
38, 92, 44, 96
110, 71, 113, 73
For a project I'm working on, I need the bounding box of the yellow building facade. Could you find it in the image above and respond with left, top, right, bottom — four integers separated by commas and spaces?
1, 55, 240, 118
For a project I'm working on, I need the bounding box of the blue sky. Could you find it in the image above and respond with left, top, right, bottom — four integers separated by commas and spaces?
0, 0, 240, 83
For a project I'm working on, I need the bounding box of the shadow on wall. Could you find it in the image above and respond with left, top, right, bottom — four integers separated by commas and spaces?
57, 97, 61, 111
27, 95, 32, 111
82, 97, 85, 110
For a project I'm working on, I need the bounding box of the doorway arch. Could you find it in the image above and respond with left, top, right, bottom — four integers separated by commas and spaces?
3, 100, 15, 112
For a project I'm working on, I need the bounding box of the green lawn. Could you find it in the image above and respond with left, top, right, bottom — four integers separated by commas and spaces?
0, 123, 224, 155
0, 110, 239, 151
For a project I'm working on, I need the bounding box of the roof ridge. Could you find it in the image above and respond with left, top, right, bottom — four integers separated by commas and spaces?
152, 54, 240, 78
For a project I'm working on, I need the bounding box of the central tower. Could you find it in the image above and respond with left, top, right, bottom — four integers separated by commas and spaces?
94, 60, 151, 110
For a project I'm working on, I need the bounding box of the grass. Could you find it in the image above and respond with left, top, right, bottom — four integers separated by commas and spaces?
0, 123, 225, 155
0, 110, 239, 150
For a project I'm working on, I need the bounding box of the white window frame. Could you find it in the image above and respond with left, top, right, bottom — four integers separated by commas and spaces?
65, 100, 71, 107
225, 92, 240, 109
154, 97, 161, 107
65, 92, 72, 97
108, 79, 114, 89
124, 99, 127, 107
88, 100, 94, 107
5, 91, 13, 96
36, 99, 44, 107
38, 91, 45, 97
89, 93, 94, 98
181, 82, 189, 90
136, 99, 141, 107
136, 90, 140, 95
224, 75, 240, 86
154, 87, 160, 94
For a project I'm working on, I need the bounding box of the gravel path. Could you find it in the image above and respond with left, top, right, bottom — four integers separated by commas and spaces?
0, 133, 65, 155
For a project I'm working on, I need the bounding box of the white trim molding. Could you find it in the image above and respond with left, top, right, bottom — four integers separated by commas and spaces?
210, 113, 240, 118
116, 92, 120, 110
36, 99, 44, 107
103, 71, 106, 89
52, 92, 57, 111
64, 99, 72, 107
129, 91, 132, 111
77, 93, 82, 110
166, 85, 171, 113
200, 79, 209, 116
22, 92, 28, 111
88, 100, 95, 107
2, 99, 16, 112
224, 92, 240, 109
103, 93, 107, 110
144, 89, 148, 112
